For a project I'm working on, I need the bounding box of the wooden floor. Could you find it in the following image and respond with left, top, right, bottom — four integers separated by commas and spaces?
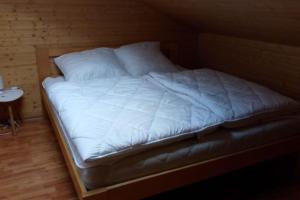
0, 120, 77, 200
0, 120, 300, 200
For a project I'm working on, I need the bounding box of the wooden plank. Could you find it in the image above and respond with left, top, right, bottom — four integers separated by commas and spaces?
35, 47, 50, 83
0, 119, 77, 199
198, 33, 300, 100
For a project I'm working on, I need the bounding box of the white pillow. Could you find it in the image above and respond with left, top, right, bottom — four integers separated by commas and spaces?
54, 48, 128, 82
114, 42, 178, 77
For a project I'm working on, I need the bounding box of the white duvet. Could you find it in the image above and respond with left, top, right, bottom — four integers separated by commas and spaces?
45, 69, 299, 162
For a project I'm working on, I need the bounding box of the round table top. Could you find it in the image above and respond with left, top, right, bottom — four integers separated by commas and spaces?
0, 88, 24, 103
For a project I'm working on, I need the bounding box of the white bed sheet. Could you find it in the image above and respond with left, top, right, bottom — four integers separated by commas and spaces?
43, 69, 299, 164
50, 98, 300, 189
43, 75, 300, 189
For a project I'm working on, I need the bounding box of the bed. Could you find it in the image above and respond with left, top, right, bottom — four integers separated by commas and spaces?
36, 42, 300, 200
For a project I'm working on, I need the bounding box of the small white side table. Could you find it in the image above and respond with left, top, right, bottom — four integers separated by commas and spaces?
0, 88, 24, 135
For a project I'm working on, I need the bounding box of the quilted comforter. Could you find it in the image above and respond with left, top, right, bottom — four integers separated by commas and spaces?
45, 69, 299, 162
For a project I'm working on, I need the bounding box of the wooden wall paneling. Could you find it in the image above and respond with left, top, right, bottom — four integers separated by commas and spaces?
198, 33, 300, 100
0, 64, 42, 118
142, 0, 300, 47
0, 0, 198, 118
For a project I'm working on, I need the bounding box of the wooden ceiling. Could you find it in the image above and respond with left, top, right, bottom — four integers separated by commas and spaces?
142, 0, 300, 46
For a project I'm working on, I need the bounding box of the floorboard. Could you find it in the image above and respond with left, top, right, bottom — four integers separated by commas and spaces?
0, 120, 77, 200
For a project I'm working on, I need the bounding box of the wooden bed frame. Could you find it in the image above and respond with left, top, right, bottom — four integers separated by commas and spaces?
36, 44, 300, 200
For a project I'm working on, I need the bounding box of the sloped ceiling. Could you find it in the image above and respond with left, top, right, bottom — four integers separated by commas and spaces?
142, 0, 300, 46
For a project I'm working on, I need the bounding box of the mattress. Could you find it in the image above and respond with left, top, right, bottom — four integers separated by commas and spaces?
43, 76, 300, 189
43, 69, 300, 165
55, 100, 300, 189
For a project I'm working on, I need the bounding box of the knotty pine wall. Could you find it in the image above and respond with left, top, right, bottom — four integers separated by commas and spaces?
0, 0, 197, 118
198, 33, 300, 100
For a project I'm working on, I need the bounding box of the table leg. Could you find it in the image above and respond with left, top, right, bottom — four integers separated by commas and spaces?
8, 105, 16, 135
